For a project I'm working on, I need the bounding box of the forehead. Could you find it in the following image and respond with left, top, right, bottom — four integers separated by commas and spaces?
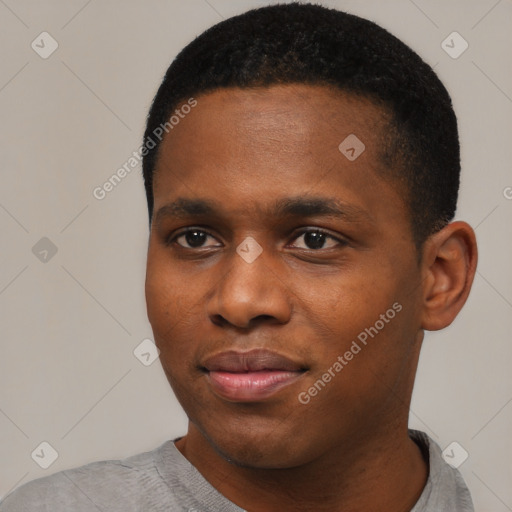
159, 84, 388, 154
151, 84, 407, 231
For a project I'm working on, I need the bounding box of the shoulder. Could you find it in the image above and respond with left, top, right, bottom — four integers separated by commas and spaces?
409, 429, 474, 512
0, 441, 175, 512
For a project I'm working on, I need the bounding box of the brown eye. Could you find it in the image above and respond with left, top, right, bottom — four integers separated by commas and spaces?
290, 229, 345, 250
172, 229, 221, 249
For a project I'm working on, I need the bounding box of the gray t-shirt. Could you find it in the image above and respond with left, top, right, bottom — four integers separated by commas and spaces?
0, 429, 473, 511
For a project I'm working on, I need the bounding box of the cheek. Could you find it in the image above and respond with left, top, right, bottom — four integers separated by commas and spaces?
303, 275, 412, 390
145, 254, 196, 349
307, 274, 397, 344
145, 272, 174, 334
145, 271, 198, 395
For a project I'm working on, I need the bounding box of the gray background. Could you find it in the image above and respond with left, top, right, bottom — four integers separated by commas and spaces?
0, 0, 511, 510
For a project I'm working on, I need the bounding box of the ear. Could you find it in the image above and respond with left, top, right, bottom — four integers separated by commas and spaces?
420, 221, 478, 331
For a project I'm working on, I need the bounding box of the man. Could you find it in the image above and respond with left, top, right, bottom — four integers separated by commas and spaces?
0, 3, 477, 511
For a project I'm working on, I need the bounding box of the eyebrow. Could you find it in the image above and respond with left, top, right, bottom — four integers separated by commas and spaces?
154, 196, 372, 227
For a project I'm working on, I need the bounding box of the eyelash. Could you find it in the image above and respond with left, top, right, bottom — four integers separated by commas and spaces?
166, 227, 347, 250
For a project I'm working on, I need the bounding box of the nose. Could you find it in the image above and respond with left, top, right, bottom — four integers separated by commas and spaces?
206, 244, 292, 329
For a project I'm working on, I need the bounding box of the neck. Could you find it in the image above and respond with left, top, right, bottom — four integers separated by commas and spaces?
176, 419, 428, 512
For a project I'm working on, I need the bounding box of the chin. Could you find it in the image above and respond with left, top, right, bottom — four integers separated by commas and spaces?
213, 439, 303, 469
196, 415, 315, 470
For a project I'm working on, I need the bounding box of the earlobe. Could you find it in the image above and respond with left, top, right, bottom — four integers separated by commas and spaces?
420, 221, 478, 331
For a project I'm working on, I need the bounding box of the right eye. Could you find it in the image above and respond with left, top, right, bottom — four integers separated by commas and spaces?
168, 228, 222, 249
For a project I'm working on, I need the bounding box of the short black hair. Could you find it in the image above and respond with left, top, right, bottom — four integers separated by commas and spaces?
142, 2, 460, 246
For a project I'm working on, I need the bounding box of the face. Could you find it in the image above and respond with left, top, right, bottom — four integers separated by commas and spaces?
145, 84, 425, 469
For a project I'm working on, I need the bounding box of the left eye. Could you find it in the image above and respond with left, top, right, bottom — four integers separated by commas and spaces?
289, 229, 344, 250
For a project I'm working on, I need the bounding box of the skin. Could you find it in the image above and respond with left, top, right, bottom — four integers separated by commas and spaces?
145, 84, 477, 511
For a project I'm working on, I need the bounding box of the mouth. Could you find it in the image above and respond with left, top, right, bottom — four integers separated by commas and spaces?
201, 349, 307, 402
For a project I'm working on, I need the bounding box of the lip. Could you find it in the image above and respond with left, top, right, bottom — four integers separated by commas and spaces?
201, 349, 307, 402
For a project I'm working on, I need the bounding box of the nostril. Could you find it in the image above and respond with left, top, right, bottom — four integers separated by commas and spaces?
251, 314, 275, 325
210, 313, 228, 327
